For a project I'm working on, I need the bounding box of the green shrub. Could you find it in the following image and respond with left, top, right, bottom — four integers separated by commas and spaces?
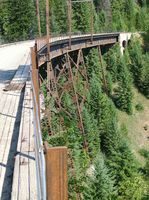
135, 103, 144, 111
139, 149, 149, 159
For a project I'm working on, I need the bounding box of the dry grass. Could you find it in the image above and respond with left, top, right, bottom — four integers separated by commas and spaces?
117, 88, 149, 165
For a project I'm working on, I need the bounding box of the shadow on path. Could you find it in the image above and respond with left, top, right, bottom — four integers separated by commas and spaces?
0, 70, 16, 84
1, 86, 25, 200
16, 152, 35, 161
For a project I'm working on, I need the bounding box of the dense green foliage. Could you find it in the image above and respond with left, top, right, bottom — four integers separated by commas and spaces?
104, 45, 133, 114
83, 154, 116, 200
1, 0, 149, 198
0, 0, 36, 42
0, 0, 149, 42
41, 38, 149, 199
128, 37, 149, 98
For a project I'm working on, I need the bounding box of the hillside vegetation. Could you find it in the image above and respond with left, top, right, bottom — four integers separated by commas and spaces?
41, 36, 149, 199
0, 0, 149, 42
1, 0, 149, 199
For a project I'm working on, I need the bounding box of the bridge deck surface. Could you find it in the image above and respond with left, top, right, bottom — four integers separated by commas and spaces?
0, 42, 37, 200
11, 80, 37, 200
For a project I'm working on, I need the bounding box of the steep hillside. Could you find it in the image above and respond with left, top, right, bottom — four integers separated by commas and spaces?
41, 35, 149, 199
118, 88, 149, 164
0, 0, 149, 42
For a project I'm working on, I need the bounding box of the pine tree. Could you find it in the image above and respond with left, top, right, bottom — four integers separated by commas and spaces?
124, 0, 137, 31
128, 37, 149, 98
99, 0, 112, 30
72, 2, 92, 33
136, 0, 149, 31
111, 0, 128, 31
4, 0, 36, 41
39, 0, 46, 36
114, 58, 133, 114
104, 44, 133, 114
97, 92, 120, 155
104, 44, 121, 82
0, 1, 9, 42
51, 0, 67, 34
86, 49, 101, 76
82, 106, 100, 160
83, 154, 117, 200
144, 29, 149, 50
139, 54, 149, 98
107, 141, 146, 199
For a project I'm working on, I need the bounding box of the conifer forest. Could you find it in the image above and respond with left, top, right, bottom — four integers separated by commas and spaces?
1, 0, 149, 199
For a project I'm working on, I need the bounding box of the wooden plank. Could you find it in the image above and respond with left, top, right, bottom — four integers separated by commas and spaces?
12, 151, 37, 200
0, 90, 20, 198
28, 81, 37, 199
20, 85, 30, 153
11, 154, 20, 200
28, 151, 37, 200
11, 88, 25, 199
18, 153, 30, 200
45, 144, 68, 200
28, 82, 35, 153
4, 53, 31, 91
11, 81, 37, 200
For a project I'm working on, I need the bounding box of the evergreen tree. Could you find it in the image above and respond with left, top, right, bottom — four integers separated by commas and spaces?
111, 0, 128, 31
41, 39, 149, 199
104, 44, 133, 114
39, 0, 46, 36
124, 0, 137, 31
0, 1, 9, 42
4, 0, 36, 41
83, 154, 117, 200
114, 58, 133, 114
104, 44, 121, 82
86, 48, 102, 80
128, 37, 149, 98
107, 141, 146, 199
82, 106, 100, 160
51, 0, 67, 34
144, 28, 149, 50
136, 0, 149, 31
72, 2, 92, 33
99, 0, 112, 30
85, 47, 146, 199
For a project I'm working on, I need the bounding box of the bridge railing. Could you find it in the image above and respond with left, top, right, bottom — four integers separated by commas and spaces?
31, 47, 47, 200
35, 32, 85, 52
31, 46, 68, 200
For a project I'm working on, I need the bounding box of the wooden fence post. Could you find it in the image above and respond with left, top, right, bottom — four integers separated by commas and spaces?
44, 142, 68, 200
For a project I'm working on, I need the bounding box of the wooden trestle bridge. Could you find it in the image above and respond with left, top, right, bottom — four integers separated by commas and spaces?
0, 32, 131, 200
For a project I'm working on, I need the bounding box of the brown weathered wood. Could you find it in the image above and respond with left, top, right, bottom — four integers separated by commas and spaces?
11, 81, 37, 200
31, 47, 40, 118
46, 0, 50, 61
45, 142, 68, 200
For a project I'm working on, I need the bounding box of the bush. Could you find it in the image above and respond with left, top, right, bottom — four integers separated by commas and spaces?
139, 149, 149, 159
135, 103, 144, 111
